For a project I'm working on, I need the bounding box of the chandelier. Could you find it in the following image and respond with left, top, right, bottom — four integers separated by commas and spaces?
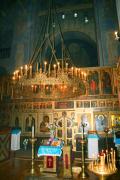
12, 0, 87, 100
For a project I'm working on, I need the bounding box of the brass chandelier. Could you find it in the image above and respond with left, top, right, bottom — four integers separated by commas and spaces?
12, 0, 87, 100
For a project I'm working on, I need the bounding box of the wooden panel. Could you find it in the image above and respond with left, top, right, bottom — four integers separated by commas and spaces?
0, 128, 11, 162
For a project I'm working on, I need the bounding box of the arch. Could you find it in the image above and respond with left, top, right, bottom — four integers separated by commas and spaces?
45, 31, 98, 67
55, 31, 98, 67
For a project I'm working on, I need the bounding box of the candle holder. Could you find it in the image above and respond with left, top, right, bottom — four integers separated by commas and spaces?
88, 148, 117, 179
79, 123, 89, 179
29, 137, 37, 175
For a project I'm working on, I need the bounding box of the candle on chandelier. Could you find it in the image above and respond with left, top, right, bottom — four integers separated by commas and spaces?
44, 61, 47, 73
75, 68, 77, 76
53, 64, 56, 75
84, 73, 87, 80
81, 71, 84, 79
48, 64, 51, 75
36, 62, 39, 72
15, 70, 19, 79
30, 65, 32, 76
25, 65, 28, 76
66, 63, 68, 72
13, 72, 16, 80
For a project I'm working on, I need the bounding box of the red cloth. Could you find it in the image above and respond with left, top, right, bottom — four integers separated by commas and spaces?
47, 156, 53, 168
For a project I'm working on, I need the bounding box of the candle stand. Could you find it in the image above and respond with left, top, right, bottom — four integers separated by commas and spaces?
88, 148, 117, 180
79, 123, 88, 179
30, 137, 37, 175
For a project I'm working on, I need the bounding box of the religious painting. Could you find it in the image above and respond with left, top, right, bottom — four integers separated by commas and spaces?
45, 85, 52, 95
84, 101, 90, 108
39, 115, 50, 132
106, 101, 113, 108
78, 81, 86, 95
25, 114, 35, 132
77, 113, 91, 133
98, 100, 106, 107
113, 100, 119, 108
26, 103, 32, 110
111, 114, 120, 128
87, 70, 99, 95
23, 113, 37, 133
94, 114, 108, 132
76, 101, 84, 108
46, 102, 52, 109
55, 101, 74, 109
33, 103, 40, 109
101, 70, 112, 94
91, 101, 97, 108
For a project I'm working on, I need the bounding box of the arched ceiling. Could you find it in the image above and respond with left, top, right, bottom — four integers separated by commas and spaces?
46, 31, 98, 67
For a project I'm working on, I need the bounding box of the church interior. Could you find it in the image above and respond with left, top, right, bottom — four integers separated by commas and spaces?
0, 0, 120, 179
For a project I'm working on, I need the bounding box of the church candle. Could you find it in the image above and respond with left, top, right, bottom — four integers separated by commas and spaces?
36, 62, 39, 72
66, 63, 68, 72
25, 65, 28, 76
32, 125, 34, 138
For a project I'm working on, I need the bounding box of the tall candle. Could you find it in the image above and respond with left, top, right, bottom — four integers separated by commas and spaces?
36, 62, 39, 72
32, 125, 34, 138
66, 63, 68, 72
44, 61, 47, 73
48, 64, 51, 76
25, 65, 28, 76
53, 64, 56, 75
57, 62, 60, 71
30, 65, 32, 77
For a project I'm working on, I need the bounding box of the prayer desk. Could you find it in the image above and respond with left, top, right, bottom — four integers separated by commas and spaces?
37, 145, 62, 173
